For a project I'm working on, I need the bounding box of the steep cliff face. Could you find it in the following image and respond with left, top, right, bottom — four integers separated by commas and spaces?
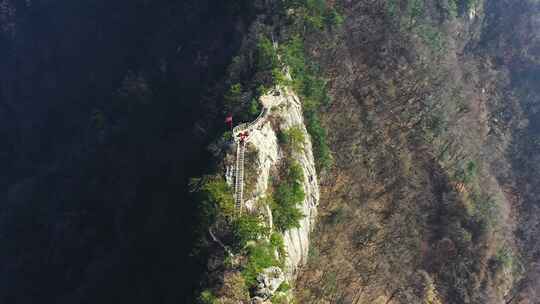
240, 87, 319, 280
196, 83, 321, 303
236, 86, 320, 280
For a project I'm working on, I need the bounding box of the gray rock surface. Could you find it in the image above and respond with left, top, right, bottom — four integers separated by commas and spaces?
239, 87, 320, 279
254, 266, 285, 299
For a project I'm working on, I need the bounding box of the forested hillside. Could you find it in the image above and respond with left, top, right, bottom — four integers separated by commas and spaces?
296, 0, 540, 303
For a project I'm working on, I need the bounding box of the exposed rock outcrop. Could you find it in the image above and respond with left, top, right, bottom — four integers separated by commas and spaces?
270, 89, 320, 279
230, 86, 320, 282
253, 266, 285, 300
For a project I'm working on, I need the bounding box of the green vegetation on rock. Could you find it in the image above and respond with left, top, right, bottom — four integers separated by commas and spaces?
284, 0, 344, 30
279, 125, 306, 153
224, 83, 243, 113
232, 214, 270, 250
271, 160, 306, 231
198, 290, 218, 304
190, 175, 235, 224
242, 241, 283, 287
279, 36, 333, 170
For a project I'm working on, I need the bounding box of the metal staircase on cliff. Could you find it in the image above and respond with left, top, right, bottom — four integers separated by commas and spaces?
232, 92, 277, 215
234, 141, 246, 214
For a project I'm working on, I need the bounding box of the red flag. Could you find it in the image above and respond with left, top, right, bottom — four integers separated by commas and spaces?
225, 115, 233, 129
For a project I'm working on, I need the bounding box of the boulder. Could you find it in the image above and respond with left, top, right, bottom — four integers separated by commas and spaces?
253, 267, 285, 299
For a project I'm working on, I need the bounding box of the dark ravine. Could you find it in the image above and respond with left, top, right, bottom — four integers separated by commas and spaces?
1, 1, 257, 303
2, 0, 540, 303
